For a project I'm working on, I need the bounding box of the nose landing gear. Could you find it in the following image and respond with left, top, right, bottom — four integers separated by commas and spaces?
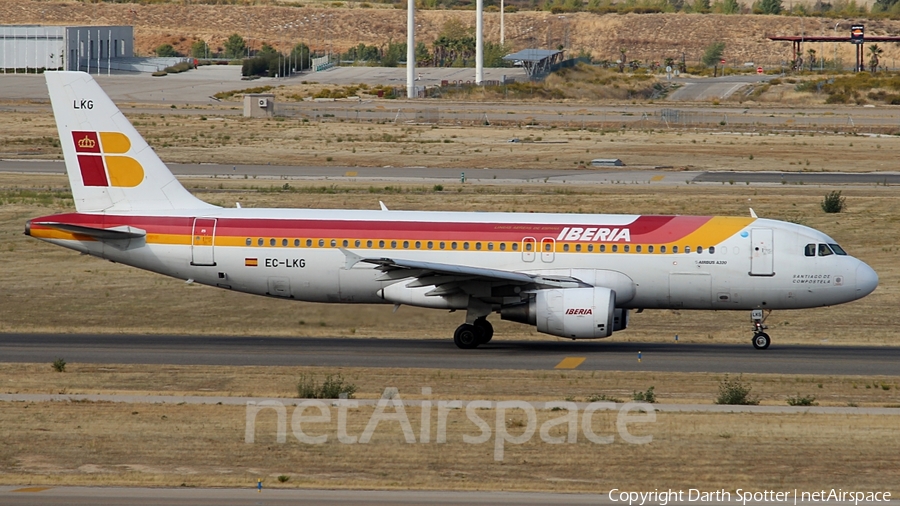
751, 309, 771, 350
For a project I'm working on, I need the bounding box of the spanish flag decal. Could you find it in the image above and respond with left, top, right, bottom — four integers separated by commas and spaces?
245, 258, 258, 267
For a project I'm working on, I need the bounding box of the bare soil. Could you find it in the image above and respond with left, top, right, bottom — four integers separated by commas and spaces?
8, 1, 900, 65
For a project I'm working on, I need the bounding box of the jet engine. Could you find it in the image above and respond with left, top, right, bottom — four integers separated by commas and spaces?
501, 287, 616, 339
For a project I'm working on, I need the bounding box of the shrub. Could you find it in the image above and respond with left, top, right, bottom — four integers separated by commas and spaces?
821, 190, 846, 213
786, 394, 818, 406
297, 373, 357, 399
433, 184, 444, 192
632, 386, 656, 403
52, 358, 66, 372
588, 393, 622, 403
715, 375, 759, 405
277, 475, 290, 483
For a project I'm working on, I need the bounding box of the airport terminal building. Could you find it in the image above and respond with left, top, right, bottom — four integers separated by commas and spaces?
1, 25, 133, 73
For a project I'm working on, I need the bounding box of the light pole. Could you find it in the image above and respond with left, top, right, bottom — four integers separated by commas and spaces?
834, 22, 840, 71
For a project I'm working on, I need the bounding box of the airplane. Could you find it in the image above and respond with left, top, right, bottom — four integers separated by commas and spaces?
26, 71, 878, 350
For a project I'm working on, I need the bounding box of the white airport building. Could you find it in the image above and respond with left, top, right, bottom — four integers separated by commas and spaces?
1, 25, 134, 73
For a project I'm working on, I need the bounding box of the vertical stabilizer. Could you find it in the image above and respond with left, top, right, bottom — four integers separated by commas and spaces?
45, 71, 216, 212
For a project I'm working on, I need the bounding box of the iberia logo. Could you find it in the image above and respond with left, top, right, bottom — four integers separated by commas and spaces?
72, 131, 144, 187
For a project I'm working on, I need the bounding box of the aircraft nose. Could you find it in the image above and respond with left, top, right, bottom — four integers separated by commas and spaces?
855, 262, 878, 298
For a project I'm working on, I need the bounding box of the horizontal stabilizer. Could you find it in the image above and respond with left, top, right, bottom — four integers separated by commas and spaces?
33, 222, 146, 240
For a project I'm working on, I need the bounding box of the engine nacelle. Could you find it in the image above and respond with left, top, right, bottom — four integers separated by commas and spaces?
501, 287, 616, 339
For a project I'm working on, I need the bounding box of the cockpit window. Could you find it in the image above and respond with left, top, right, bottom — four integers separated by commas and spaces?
829, 243, 848, 256
804, 244, 816, 257
818, 243, 834, 257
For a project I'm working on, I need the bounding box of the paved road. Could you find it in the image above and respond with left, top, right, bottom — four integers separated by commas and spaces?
4, 160, 899, 186
669, 74, 777, 101
2, 334, 898, 376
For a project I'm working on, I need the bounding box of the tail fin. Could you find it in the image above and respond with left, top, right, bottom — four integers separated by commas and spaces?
45, 71, 216, 213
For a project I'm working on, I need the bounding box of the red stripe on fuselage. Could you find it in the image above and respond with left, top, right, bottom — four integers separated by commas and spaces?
27, 214, 710, 243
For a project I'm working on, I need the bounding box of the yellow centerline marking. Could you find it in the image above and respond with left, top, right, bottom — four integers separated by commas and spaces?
12, 487, 51, 493
554, 357, 586, 369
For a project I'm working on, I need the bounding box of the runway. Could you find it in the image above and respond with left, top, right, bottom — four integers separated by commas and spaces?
3, 160, 900, 186
1, 334, 898, 376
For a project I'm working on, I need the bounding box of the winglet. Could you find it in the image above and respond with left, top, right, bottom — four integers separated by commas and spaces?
339, 248, 364, 270
379, 201, 389, 211
749, 208, 758, 218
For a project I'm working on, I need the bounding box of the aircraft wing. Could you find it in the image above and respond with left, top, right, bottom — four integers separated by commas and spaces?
355, 255, 588, 291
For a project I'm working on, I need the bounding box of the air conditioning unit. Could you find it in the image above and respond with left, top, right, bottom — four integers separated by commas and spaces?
257, 98, 268, 108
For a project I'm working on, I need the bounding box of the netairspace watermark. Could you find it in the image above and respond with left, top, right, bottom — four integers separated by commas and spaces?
244, 387, 656, 461
609, 489, 892, 506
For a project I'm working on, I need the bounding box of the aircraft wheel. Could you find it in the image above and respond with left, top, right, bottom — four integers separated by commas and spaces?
454, 324, 480, 349
473, 318, 494, 345
752, 332, 771, 350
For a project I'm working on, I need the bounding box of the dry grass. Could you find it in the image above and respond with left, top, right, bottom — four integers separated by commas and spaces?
1, 363, 899, 491
1, 398, 898, 491
0, 176, 897, 345
3, 363, 899, 406
3, 106, 900, 171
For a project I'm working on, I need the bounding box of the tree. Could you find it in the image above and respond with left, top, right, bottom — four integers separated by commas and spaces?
868, 44, 883, 73
190, 41, 209, 59
721, 0, 741, 12
224, 34, 246, 59
757, 0, 783, 13
807, 48, 817, 71
155, 44, 177, 57
291, 43, 311, 71
701, 41, 726, 68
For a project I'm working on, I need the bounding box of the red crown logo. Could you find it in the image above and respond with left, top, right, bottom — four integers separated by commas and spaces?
78, 136, 96, 149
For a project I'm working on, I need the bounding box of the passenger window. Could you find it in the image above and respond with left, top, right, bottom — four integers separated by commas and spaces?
294, 239, 300, 247
379, 240, 385, 248
623, 245, 630, 252
829, 243, 847, 256
512, 243, 518, 251
648, 245, 654, 253
367, 240, 373, 248
307, 239, 313, 247
600, 245, 606, 253
684, 246, 690, 253
818, 243, 834, 257
318, 239, 325, 247
575, 244, 581, 252
544, 243, 552, 252
427, 241, 433, 249
330, 239, 337, 247
805, 244, 816, 257
282, 239, 288, 247
487, 243, 493, 251
258, 238, 264, 246
343, 239, 349, 247
709, 246, 715, 254
440, 242, 446, 249
403, 241, 409, 248
660, 245, 666, 253
612, 245, 618, 253
636, 245, 641, 253
498, 243, 505, 251
245, 238, 252, 246
476, 242, 482, 250
563, 244, 570, 252
588, 244, 594, 252
355, 240, 361, 247
391, 241, 397, 248
463, 242, 469, 250
697, 246, 702, 254
672, 246, 678, 253
452, 242, 458, 250
415, 241, 421, 249
270, 238, 276, 246
525, 243, 532, 251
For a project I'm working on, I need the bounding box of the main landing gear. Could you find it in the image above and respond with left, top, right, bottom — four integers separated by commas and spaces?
751, 309, 771, 350
453, 318, 493, 349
